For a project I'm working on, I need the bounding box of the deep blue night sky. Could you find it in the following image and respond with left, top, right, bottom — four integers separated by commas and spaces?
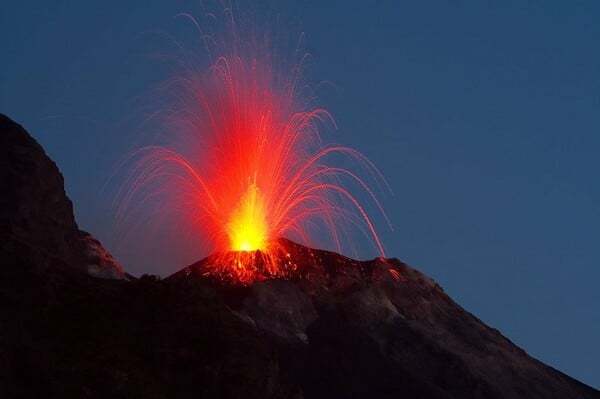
2, 0, 599, 389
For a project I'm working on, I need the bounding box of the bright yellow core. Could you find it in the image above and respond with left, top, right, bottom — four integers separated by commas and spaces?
226, 182, 268, 252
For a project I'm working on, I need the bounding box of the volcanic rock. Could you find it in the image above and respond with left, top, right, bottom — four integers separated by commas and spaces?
1, 114, 599, 399
241, 279, 318, 343
0, 114, 125, 281
170, 241, 600, 399
0, 114, 83, 269
79, 230, 129, 280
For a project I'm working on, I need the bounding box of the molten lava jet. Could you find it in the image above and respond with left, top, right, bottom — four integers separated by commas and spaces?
120, 11, 390, 284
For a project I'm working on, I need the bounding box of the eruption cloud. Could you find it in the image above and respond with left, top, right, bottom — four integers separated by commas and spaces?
119, 8, 391, 284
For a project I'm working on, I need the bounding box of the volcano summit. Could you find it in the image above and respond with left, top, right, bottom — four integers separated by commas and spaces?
1, 114, 598, 398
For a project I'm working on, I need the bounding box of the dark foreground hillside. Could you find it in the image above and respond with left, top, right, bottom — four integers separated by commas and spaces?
1, 114, 598, 398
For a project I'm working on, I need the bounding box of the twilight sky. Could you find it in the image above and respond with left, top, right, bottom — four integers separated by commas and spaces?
1, 0, 599, 389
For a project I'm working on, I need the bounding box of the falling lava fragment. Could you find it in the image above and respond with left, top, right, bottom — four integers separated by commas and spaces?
122, 13, 390, 284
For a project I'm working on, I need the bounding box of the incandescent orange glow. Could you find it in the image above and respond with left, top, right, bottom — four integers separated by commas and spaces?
226, 181, 268, 251
120, 11, 390, 284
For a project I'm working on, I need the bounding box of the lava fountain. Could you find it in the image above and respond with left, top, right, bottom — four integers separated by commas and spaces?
120, 9, 390, 284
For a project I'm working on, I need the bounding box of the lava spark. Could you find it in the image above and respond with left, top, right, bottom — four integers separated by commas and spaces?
120, 10, 390, 284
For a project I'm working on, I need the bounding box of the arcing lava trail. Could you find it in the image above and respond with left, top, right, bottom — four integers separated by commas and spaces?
119, 11, 389, 283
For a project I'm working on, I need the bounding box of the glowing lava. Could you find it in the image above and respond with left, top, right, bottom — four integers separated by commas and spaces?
226, 180, 268, 251
120, 11, 390, 284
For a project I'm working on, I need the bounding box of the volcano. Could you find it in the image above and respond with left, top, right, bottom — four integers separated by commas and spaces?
1, 114, 598, 398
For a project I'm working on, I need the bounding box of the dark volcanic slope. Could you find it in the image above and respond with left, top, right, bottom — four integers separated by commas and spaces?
0, 114, 83, 268
1, 114, 599, 399
0, 115, 127, 280
170, 240, 600, 399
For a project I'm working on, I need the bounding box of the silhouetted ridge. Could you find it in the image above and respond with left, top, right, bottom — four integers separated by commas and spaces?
1, 115, 598, 398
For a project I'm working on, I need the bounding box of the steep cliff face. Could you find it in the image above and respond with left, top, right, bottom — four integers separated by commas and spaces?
0, 114, 127, 280
0, 114, 83, 269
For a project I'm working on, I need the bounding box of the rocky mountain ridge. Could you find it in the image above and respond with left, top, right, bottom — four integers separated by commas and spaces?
1, 114, 598, 398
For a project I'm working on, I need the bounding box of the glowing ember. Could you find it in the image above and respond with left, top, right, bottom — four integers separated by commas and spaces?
120, 10, 390, 284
